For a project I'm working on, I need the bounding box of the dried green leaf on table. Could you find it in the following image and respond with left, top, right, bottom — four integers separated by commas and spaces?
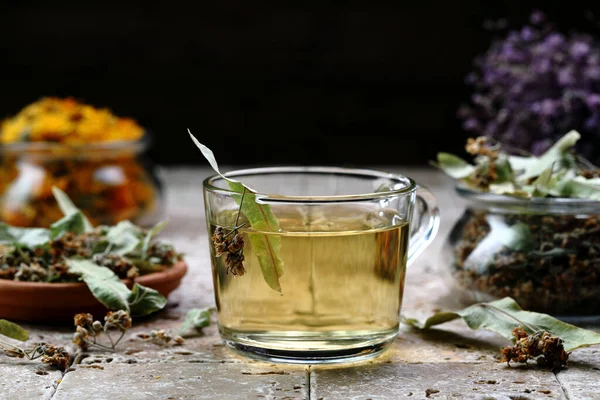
0, 319, 29, 341
403, 297, 600, 364
178, 307, 215, 337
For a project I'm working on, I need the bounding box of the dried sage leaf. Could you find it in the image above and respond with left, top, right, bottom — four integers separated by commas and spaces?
0, 319, 29, 341
403, 297, 600, 352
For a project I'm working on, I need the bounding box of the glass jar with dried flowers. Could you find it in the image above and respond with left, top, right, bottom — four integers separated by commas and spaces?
0, 97, 162, 228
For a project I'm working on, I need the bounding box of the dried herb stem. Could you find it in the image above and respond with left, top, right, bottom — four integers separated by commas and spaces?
234, 187, 247, 228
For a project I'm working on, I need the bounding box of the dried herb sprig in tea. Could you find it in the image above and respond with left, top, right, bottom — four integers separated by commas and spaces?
403, 297, 600, 371
211, 188, 248, 277
188, 130, 285, 292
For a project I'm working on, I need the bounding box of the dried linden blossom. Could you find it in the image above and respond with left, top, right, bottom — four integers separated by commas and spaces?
72, 311, 132, 352
403, 297, 600, 371
501, 327, 569, 371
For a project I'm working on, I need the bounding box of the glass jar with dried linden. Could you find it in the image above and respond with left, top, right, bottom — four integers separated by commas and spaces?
436, 132, 600, 320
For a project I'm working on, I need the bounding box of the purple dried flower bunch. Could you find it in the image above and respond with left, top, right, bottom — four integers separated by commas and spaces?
459, 10, 600, 163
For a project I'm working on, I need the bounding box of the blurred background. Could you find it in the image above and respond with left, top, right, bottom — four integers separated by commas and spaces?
1, 1, 600, 166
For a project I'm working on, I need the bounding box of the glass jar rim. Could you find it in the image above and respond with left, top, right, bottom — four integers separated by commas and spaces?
456, 183, 600, 214
0, 133, 150, 155
203, 166, 417, 202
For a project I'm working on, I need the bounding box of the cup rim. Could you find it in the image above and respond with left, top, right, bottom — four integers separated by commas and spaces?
203, 166, 417, 202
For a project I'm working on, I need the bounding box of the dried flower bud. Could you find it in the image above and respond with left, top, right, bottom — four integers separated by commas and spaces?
74, 313, 94, 328
72, 332, 87, 350
92, 321, 103, 332
215, 242, 228, 257
149, 329, 172, 344
212, 226, 226, 244
126, 266, 140, 279
226, 251, 246, 276
227, 234, 244, 253
174, 336, 185, 345
105, 310, 133, 330
76, 325, 89, 340
41, 345, 70, 371
500, 327, 569, 371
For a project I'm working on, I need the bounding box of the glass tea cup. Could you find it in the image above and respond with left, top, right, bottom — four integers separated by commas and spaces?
203, 167, 439, 363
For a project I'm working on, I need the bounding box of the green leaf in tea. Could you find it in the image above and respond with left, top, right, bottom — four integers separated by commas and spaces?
436, 153, 475, 179
228, 180, 284, 292
52, 187, 93, 232
0, 223, 50, 248
127, 284, 168, 317
178, 307, 215, 337
403, 297, 600, 352
188, 130, 285, 293
0, 319, 29, 341
67, 259, 167, 316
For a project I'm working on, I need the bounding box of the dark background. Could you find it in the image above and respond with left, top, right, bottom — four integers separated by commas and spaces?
0, 1, 598, 166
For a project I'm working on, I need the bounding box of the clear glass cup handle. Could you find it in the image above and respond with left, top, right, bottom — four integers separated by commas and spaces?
407, 185, 440, 266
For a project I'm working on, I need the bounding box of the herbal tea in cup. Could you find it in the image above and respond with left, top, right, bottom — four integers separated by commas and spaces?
194, 133, 439, 363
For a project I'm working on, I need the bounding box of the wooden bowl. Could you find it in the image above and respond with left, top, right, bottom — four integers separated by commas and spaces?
0, 261, 188, 323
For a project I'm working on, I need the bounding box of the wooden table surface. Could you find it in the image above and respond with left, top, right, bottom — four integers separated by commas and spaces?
2, 167, 599, 400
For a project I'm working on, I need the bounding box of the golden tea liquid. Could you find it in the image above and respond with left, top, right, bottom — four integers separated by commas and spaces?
210, 204, 408, 360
